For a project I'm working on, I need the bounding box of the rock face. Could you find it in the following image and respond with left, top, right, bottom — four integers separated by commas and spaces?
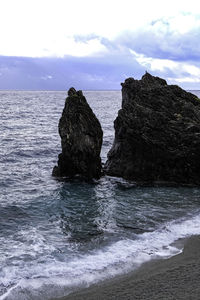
53, 88, 103, 180
105, 72, 200, 185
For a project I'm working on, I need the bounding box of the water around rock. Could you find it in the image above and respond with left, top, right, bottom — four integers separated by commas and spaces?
105, 72, 200, 185
2, 90, 200, 299
53, 88, 103, 179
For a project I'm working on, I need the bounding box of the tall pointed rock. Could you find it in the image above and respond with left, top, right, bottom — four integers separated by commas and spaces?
53, 88, 103, 180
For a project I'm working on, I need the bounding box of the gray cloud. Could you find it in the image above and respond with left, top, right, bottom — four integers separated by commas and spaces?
1, 17, 200, 91
114, 17, 200, 62
0, 54, 145, 90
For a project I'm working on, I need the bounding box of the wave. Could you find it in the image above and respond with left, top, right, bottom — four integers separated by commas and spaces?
1, 212, 200, 300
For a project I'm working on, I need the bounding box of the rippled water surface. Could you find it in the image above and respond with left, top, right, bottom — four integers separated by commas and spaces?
1, 90, 200, 300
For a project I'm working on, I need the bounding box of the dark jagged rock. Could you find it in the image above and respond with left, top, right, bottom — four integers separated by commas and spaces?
53, 88, 103, 180
105, 72, 200, 185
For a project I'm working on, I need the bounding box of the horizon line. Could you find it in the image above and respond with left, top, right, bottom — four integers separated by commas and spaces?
0, 89, 122, 92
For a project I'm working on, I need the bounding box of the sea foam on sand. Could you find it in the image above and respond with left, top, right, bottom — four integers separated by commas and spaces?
58, 235, 200, 300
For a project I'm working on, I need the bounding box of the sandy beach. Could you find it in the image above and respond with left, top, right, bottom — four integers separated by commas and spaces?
54, 235, 200, 300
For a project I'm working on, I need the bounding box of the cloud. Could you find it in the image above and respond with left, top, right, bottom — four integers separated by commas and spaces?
0, 2, 200, 89
114, 14, 200, 62
0, 22, 200, 91
0, 34, 108, 58
1, 0, 199, 58
0, 53, 144, 90
93, 12, 200, 88
41, 75, 53, 80
129, 50, 200, 86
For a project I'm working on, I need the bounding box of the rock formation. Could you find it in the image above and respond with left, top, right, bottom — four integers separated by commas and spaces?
105, 72, 200, 185
52, 88, 103, 180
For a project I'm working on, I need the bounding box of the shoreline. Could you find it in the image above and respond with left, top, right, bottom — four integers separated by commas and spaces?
54, 235, 200, 300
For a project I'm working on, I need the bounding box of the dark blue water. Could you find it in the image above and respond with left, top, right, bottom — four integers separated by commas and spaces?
1, 90, 200, 300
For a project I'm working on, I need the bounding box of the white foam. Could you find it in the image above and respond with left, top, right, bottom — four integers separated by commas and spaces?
1, 213, 200, 300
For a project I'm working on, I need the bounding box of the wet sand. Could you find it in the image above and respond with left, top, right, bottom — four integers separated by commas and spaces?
55, 235, 200, 300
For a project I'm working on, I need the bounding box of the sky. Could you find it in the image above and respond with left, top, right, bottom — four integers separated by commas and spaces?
0, 0, 200, 90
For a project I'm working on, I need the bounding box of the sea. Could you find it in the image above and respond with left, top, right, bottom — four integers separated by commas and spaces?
1, 90, 200, 300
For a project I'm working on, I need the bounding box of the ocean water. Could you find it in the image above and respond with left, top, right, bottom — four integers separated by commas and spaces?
1, 90, 200, 300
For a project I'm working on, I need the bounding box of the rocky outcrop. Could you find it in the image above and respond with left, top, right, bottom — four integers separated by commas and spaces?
53, 88, 103, 180
105, 72, 200, 185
